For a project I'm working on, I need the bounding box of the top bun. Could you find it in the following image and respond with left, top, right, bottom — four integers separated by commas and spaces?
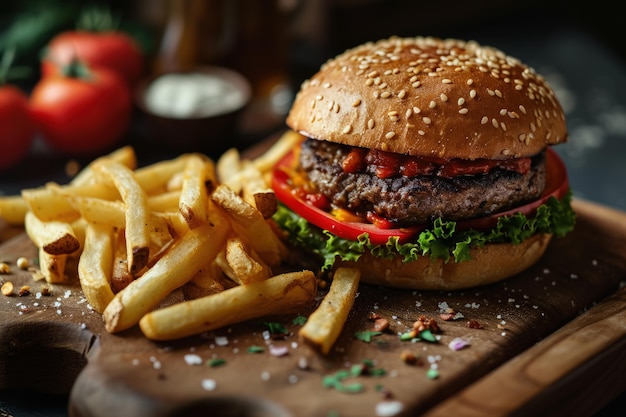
287, 36, 567, 160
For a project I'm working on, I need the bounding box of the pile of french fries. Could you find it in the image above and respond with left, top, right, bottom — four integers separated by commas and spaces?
0, 131, 360, 353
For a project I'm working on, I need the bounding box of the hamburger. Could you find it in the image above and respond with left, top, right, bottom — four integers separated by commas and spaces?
271, 36, 575, 290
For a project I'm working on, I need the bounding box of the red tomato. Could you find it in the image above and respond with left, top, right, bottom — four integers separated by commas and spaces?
41, 31, 143, 87
0, 85, 35, 170
30, 64, 131, 156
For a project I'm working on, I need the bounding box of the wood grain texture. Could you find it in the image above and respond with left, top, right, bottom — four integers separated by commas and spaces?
1, 198, 625, 417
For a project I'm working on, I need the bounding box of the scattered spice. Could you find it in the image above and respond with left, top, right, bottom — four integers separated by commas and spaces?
467, 319, 483, 329
18, 285, 30, 297
413, 316, 440, 333
0, 262, 10, 274
400, 349, 421, 365
1, 281, 14, 296
448, 337, 470, 351
16, 257, 29, 270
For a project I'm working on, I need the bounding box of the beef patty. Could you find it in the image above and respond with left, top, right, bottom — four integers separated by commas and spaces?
300, 139, 546, 226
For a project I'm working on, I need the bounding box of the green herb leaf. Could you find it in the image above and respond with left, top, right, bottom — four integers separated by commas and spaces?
247, 345, 265, 354
265, 321, 288, 335
354, 330, 382, 343
272, 190, 575, 271
206, 358, 226, 367
419, 329, 438, 343
292, 315, 307, 326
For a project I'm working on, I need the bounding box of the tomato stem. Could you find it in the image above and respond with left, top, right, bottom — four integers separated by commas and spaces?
61, 58, 92, 80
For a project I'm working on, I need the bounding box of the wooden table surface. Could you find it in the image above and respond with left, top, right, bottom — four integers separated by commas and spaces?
1, 197, 625, 417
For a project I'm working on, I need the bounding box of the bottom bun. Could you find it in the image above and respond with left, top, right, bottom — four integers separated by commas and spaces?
334, 233, 552, 290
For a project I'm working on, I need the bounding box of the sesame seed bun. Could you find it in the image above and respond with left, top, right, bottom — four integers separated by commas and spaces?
286, 36, 567, 160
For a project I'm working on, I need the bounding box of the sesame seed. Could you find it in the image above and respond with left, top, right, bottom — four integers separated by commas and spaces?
367, 71, 378, 78
315, 95, 323, 100
381, 91, 391, 98
422, 117, 432, 125
459, 108, 468, 114
469, 89, 476, 98
491, 118, 499, 128
466, 79, 474, 85
519, 105, 527, 114
412, 81, 421, 88
518, 133, 527, 142
487, 89, 495, 96
385, 132, 396, 139
365, 79, 374, 86
333, 103, 340, 113
481, 116, 489, 124
323, 82, 331, 88
367, 119, 375, 129
457, 98, 465, 106
429, 100, 437, 109
418, 130, 425, 136
413, 107, 421, 114
440, 93, 448, 102
442, 78, 452, 84
500, 109, 507, 116
343, 125, 352, 134
500, 122, 506, 131
373, 91, 380, 99
398, 89, 407, 99
352, 99, 361, 107
495, 89, 503, 98
379, 82, 388, 89
405, 109, 413, 118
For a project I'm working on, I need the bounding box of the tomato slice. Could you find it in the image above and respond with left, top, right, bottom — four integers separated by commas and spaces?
271, 146, 570, 245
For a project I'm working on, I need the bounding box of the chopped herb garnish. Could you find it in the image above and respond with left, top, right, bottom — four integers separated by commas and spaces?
354, 330, 382, 343
206, 358, 226, 367
323, 371, 364, 393
247, 345, 265, 354
265, 321, 288, 335
419, 329, 438, 343
426, 368, 440, 380
292, 315, 307, 326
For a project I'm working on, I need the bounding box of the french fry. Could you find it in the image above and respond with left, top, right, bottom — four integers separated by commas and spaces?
139, 270, 317, 341
78, 223, 115, 313
103, 218, 229, 333
299, 267, 361, 354
212, 184, 286, 266
133, 155, 188, 195
24, 211, 80, 255
70, 146, 137, 186
148, 190, 180, 212
252, 130, 303, 174
38, 247, 67, 283
216, 147, 242, 187
73, 197, 126, 229
111, 230, 133, 293
183, 261, 232, 300
217, 236, 272, 285
95, 161, 151, 276
178, 154, 210, 229
0, 195, 29, 225
240, 161, 277, 219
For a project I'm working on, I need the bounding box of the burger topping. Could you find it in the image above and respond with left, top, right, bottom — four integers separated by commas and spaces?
342, 147, 532, 179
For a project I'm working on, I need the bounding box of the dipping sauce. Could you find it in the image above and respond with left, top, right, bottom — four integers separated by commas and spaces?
144, 72, 248, 119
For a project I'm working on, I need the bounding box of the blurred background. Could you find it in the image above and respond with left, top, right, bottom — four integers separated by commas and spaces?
1, 1, 625, 415
1, 0, 625, 208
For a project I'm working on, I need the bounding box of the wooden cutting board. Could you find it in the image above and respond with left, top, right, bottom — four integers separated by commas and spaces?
1, 198, 625, 417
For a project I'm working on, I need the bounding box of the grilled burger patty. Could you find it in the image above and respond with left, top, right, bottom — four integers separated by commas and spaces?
300, 138, 547, 226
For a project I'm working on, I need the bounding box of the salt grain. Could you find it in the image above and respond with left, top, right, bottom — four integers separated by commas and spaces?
184, 354, 203, 365
376, 400, 405, 417
201, 379, 217, 391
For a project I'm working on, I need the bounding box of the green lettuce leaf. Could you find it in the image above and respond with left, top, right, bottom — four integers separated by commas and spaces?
272, 190, 576, 270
